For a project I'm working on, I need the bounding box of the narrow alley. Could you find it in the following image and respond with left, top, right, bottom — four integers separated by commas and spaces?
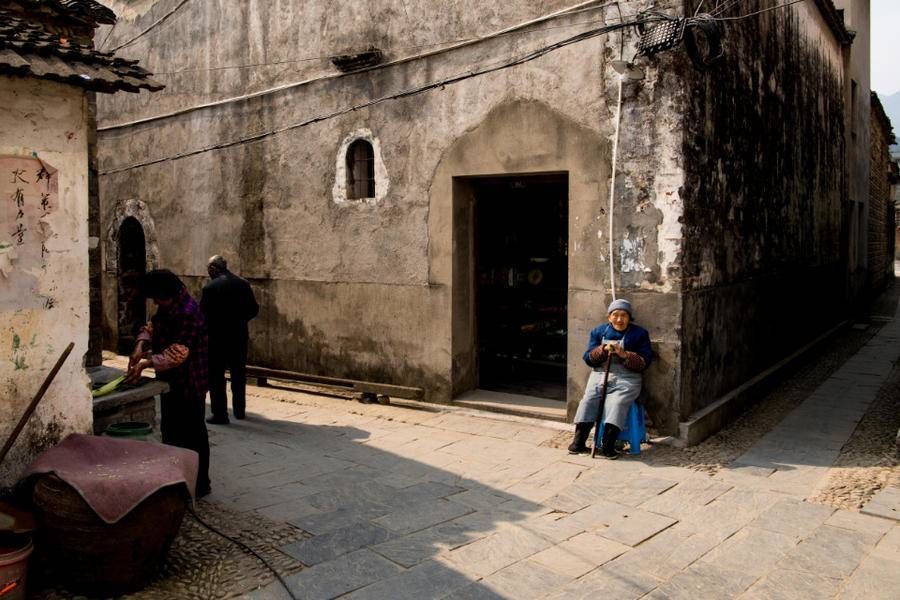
3, 2, 899, 599
33, 286, 900, 599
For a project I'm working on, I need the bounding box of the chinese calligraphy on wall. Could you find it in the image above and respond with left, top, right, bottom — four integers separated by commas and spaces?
1, 156, 58, 280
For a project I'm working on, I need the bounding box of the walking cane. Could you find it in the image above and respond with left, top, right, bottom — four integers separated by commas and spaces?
590, 351, 613, 459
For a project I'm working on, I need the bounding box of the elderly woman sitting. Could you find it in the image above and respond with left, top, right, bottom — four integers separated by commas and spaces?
568, 299, 653, 458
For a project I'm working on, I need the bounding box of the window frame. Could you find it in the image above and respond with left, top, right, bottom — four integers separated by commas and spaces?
346, 139, 376, 200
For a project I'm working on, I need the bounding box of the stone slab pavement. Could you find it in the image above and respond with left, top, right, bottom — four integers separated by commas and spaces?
203, 365, 898, 599
724, 298, 900, 501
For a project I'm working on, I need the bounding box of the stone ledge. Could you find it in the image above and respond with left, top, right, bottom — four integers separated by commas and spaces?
89, 365, 167, 434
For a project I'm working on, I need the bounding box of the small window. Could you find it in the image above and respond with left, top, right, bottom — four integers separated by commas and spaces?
346, 139, 375, 199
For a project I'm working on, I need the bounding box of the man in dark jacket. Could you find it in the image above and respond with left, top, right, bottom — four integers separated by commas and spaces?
201, 255, 259, 424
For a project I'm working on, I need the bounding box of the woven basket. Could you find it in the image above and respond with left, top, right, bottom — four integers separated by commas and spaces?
32, 473, 187, 596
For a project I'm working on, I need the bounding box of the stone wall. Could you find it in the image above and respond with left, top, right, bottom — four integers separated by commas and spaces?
0, 75, 93, 487
868, 94, 895, 292
679, 1, 849, 416
96, 0, 589, 126
833, 0, 872, 302
895, 166, 900, 260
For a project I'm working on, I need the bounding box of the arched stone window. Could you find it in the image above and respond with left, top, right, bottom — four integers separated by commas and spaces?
332, 130, 388, 205
346, 139, 375, 199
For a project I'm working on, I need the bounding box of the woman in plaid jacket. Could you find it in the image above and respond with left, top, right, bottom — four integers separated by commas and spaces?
128, 269, 211, 496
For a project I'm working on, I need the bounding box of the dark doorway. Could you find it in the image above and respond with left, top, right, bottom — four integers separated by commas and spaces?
473, 174, 568, 401
117, 217, 146, 355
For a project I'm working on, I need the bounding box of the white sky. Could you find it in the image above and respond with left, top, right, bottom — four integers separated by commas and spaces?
872, 0, 900, 96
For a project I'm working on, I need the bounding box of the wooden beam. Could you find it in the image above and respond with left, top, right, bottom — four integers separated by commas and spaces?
243, 365, 424, 400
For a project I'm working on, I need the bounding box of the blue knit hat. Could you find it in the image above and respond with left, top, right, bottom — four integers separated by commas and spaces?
607, 298, 632, 316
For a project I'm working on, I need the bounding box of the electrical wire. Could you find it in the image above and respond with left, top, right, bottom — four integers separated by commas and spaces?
100, 19, 657, 175
124, 0, 616, 57
108, 0, 194, 52
97, 19, 118, 51
149, 14, 625, 78
187, 506, 299, 600
99, 0, 625, 132
613, 2, 625, 60
710, 0, 806, 21
111, 0, 613, 58
709, 0, 746, 17
150, 41, 469, 76
607, 70, 624, 301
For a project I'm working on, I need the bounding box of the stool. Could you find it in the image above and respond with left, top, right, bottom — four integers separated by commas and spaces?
600, 402, 647, 455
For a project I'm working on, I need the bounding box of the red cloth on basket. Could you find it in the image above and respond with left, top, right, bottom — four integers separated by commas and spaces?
25, 433, 197, 524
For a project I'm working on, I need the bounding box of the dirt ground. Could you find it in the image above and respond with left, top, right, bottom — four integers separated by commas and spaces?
809, 358, 900, 510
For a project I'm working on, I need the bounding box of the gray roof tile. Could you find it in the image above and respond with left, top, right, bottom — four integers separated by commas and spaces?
0, 8, 163, 93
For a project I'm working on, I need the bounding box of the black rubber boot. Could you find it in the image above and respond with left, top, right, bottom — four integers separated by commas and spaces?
601, 423, 621, 459
567, 422, 592, 454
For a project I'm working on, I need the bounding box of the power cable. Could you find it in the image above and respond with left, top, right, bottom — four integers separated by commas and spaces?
710, 0, 806, 21
109, 0, 609, 56
150, 42, 469, 77
97, 19, 118, 51
709, 0, 746, 17
149, 14, 627, 78
713, 0, 806, 21
99, 0, 624, 131
100, 18, 657, 175
607, 66, 625, 301
684, 14, 725, 66
108, 0, 194, 52
187, 506, 299, 600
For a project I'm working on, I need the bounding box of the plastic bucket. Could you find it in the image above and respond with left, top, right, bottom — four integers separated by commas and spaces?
0, 535, 32, 600
104, 421, 153, 440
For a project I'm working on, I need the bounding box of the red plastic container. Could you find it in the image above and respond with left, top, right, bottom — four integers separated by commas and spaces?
0, 534, 33, 600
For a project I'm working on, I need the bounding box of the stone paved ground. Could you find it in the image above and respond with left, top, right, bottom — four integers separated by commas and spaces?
53, 285, 897, 599
210, 294, 899, 600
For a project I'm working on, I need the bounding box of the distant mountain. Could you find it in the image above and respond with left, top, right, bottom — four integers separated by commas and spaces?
881, 90, 900, 152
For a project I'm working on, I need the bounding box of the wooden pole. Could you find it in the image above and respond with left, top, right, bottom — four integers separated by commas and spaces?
0, 342, 74, 466
590, 353, 613, 459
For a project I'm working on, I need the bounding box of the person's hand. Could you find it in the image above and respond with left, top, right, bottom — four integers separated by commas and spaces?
129, 341, 147, 369
162, 344, 189, 364
126, 358, 150, 384
606, 342, 627, 358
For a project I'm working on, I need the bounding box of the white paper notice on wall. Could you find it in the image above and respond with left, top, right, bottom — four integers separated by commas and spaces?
1, 155, 58, 279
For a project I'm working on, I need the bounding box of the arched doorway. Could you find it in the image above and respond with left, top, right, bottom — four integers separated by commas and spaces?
117, 217, 146, 354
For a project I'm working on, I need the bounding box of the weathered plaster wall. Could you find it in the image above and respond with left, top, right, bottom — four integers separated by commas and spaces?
894, 163, 900, 261
96, 0, 585, 125
834, 0, 872, 298
679, 1, 848, 414
97, 1, 689, 431
869, 99, 895, 291
0, 75, 92, 487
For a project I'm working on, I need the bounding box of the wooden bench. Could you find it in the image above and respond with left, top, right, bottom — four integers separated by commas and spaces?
242, 365, 424, 404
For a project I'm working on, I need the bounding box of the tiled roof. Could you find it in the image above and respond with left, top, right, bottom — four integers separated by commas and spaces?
812, 0, 853, 46
38, 0, 117, 25
0, 8, 164, 93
